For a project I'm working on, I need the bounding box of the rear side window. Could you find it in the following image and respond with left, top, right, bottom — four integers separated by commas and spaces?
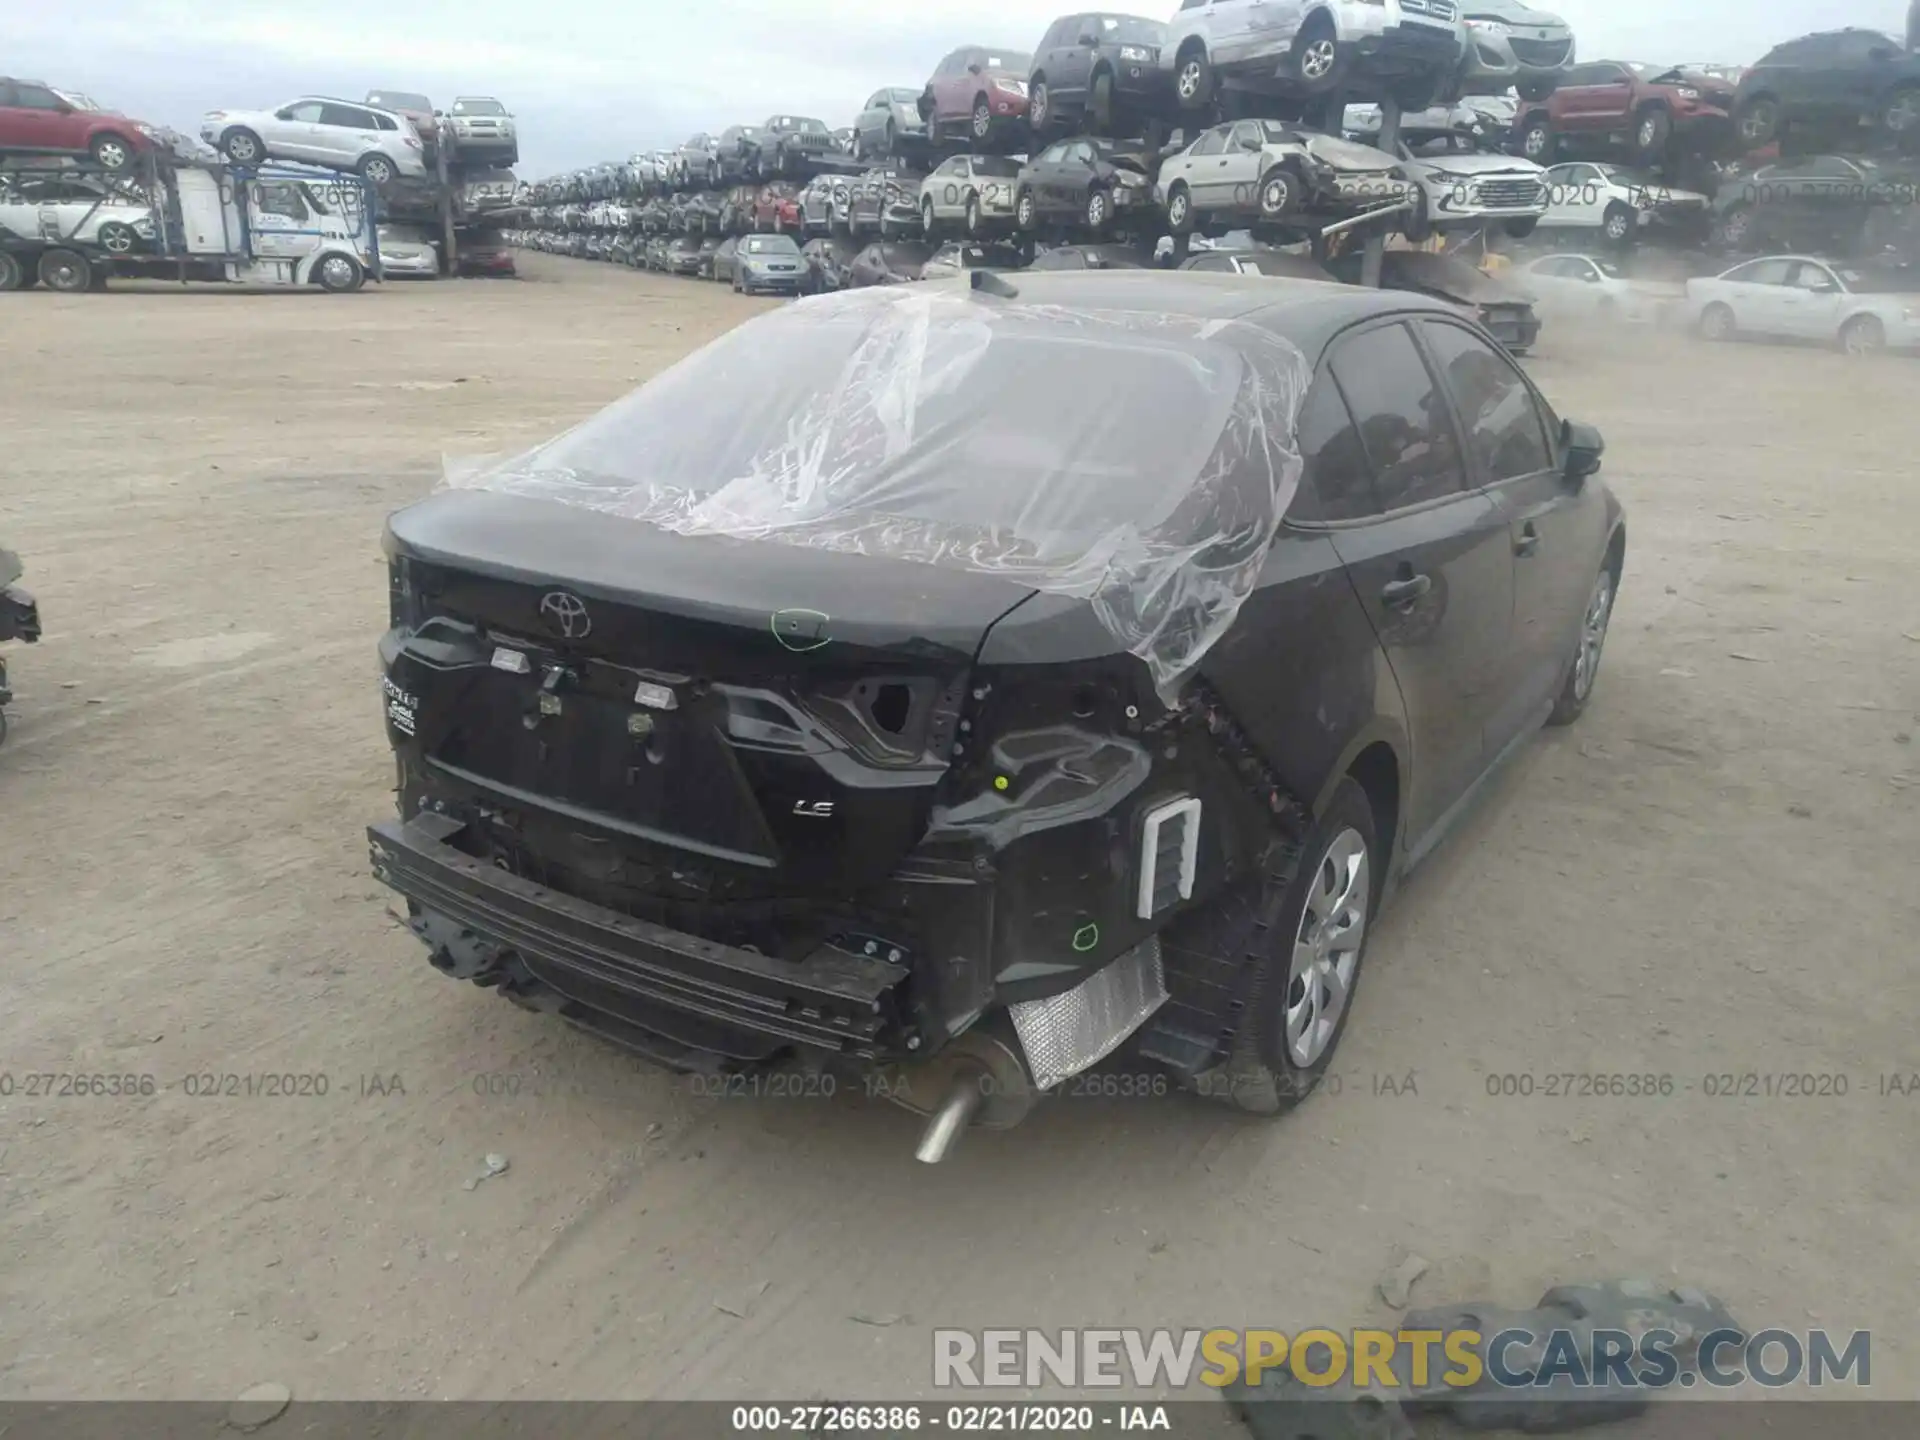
1189, 128, 1228, 157
1420, 322, 1554, 482
12, 83, 64, 109
1327, 323, 1468, 511
1290, 377, 1379, 522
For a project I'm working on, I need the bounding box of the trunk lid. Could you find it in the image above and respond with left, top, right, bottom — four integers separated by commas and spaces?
383, 492, 1038, 891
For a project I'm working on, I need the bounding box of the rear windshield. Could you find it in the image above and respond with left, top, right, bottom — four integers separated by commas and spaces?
514, 300, 1245, 546
984, 54, 1033, 72
971, 156, 1022, 177
453, 98, 506, 116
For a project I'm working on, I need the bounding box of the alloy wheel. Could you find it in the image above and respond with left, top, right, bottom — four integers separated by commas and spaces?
1261, 175, 1292, 215
227, 133, 258, 162
1284, 829, 1370, 1069
1637, 117, 1657, 148
973, 102, 991, 140
1571, 571, 1613, 701
1087, 190, 1108, 228
1168, 191, 1189, 229
1300, 39, 1337, 82
1739, 103, 1775, 143
95, 140, 129, 169
1177, 61, 1203, 102
1887, 93, 1919, 131
1522, 126, 1549, 158
1031, 84, 1050, 129
1604, 211, 1630, 242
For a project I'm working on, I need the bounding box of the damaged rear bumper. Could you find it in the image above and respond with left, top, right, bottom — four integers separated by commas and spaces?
369, 812, 911, 1068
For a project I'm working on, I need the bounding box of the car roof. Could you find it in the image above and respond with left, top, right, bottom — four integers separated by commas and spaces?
939, 269, 1470, 360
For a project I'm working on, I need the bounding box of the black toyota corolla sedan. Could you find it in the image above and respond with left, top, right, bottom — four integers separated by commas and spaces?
369, 271, 1623, 1161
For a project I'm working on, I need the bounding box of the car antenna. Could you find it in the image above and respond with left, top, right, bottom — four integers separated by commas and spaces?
970, 269, 1019, 299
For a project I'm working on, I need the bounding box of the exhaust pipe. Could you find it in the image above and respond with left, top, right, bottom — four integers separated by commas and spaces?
882, 1026, 1036, 1165
914, 1073, 988, 1164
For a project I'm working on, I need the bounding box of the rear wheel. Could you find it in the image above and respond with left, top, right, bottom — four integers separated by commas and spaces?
0, 251, 24, 292
1180, 777, 1380, 1115
359, 153, 396, 186
1290, 15, 1345, 93
1085, 185, 1112, 231
220, 127, 265, 165
1733, 96, 1779, 147
1880, 85, 1920, 135
965, 193, 983, 235
1517, 114, 1554, 161
1089, 71, 1116, 134
1029, 79, 1053, 134
1697, 301, 1735, 342
1174, 44, 1214, 111
1601, 202, 1635, 247
1632, 107, 1671, 161
37, 247, 91, 294
1839, 313, 1885, 355
1166, 181, 1195, 236
922, 196, 937, 235
1015, 186, 1037, 231
1547, 565, 1616, 725
971, 97, 994, 150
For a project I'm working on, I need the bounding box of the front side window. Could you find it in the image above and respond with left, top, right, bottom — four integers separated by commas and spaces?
1787, 261, 1839, 290
284, 101, 326, 123
253, 182, 307, 221
1327, 323, 1467, 511
1726, 257, 1794, 285
1420, 322, 1554, 482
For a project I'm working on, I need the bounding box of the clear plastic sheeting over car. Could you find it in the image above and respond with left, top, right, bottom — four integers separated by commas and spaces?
441, 283, 1311, 700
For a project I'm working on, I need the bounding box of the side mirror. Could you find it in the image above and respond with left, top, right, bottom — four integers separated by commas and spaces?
1561, 419, 1603, 482
53, 101, 74, 114
275, 109, 294, 121
967, 62, 983, 75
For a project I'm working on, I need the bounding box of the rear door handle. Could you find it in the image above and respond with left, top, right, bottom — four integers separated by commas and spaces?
1381, 574, 1432, 608
1514, 522, 1540, 557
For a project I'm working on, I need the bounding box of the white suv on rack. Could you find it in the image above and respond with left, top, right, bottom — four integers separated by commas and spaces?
1163, 0, 1466, 111
201, 97, 427, 184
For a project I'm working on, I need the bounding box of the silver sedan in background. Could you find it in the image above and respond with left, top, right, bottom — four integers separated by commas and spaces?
377, 222, 441, 277
917, 153, 1022, 236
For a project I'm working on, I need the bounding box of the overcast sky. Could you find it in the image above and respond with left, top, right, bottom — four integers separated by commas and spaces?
10, 0, 1908, 177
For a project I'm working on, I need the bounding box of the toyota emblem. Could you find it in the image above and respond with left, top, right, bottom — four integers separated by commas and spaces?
539, 591, 592, 640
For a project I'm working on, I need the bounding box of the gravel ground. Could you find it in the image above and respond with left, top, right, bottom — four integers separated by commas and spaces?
0, 256, 1914, 1403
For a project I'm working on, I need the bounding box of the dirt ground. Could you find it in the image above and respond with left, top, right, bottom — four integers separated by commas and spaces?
0, 255, 1914, 1405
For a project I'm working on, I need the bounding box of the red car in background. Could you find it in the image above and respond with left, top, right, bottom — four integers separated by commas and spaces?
753, 180, 802, 232
1513, 61, 1736, 166
457, 238, 515, 276
919, 45, 1034, 150
0, 77, 156, 171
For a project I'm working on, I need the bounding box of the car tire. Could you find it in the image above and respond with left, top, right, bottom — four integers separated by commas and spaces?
1839, 313, 1886, 355
1089, 71, 1116, 135
971, 97, 994, 151
1257, 163, 1301, 221
1711, 204, 1753, 250
1503, 215, 1538, 239
1631, 107, 1671, 161
1015, 187, 1037, 231
1516, 114, 1554, 161
1166, 181, 1195, 236
922, 196, 937, 235
315, 253, 363, 293
1173, 43, 1214, 111
95, 221, 140, 256
359, 154, 396, 186
1085, 185, 1112, 231
965, 193, 983, 235
1601, 201, 1636, 247
1546, 563, 1617, 726
90, 132, 135, 171
0, 251, 23, 292
37, 247, 92, 293
1178, 776, 1381, 1116
1697, 301, 1736, 342
1288, 15, 1345, 94
1030, 79, 1052, 135
1733, 96, 1779, 148
221, 127, 265, 165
